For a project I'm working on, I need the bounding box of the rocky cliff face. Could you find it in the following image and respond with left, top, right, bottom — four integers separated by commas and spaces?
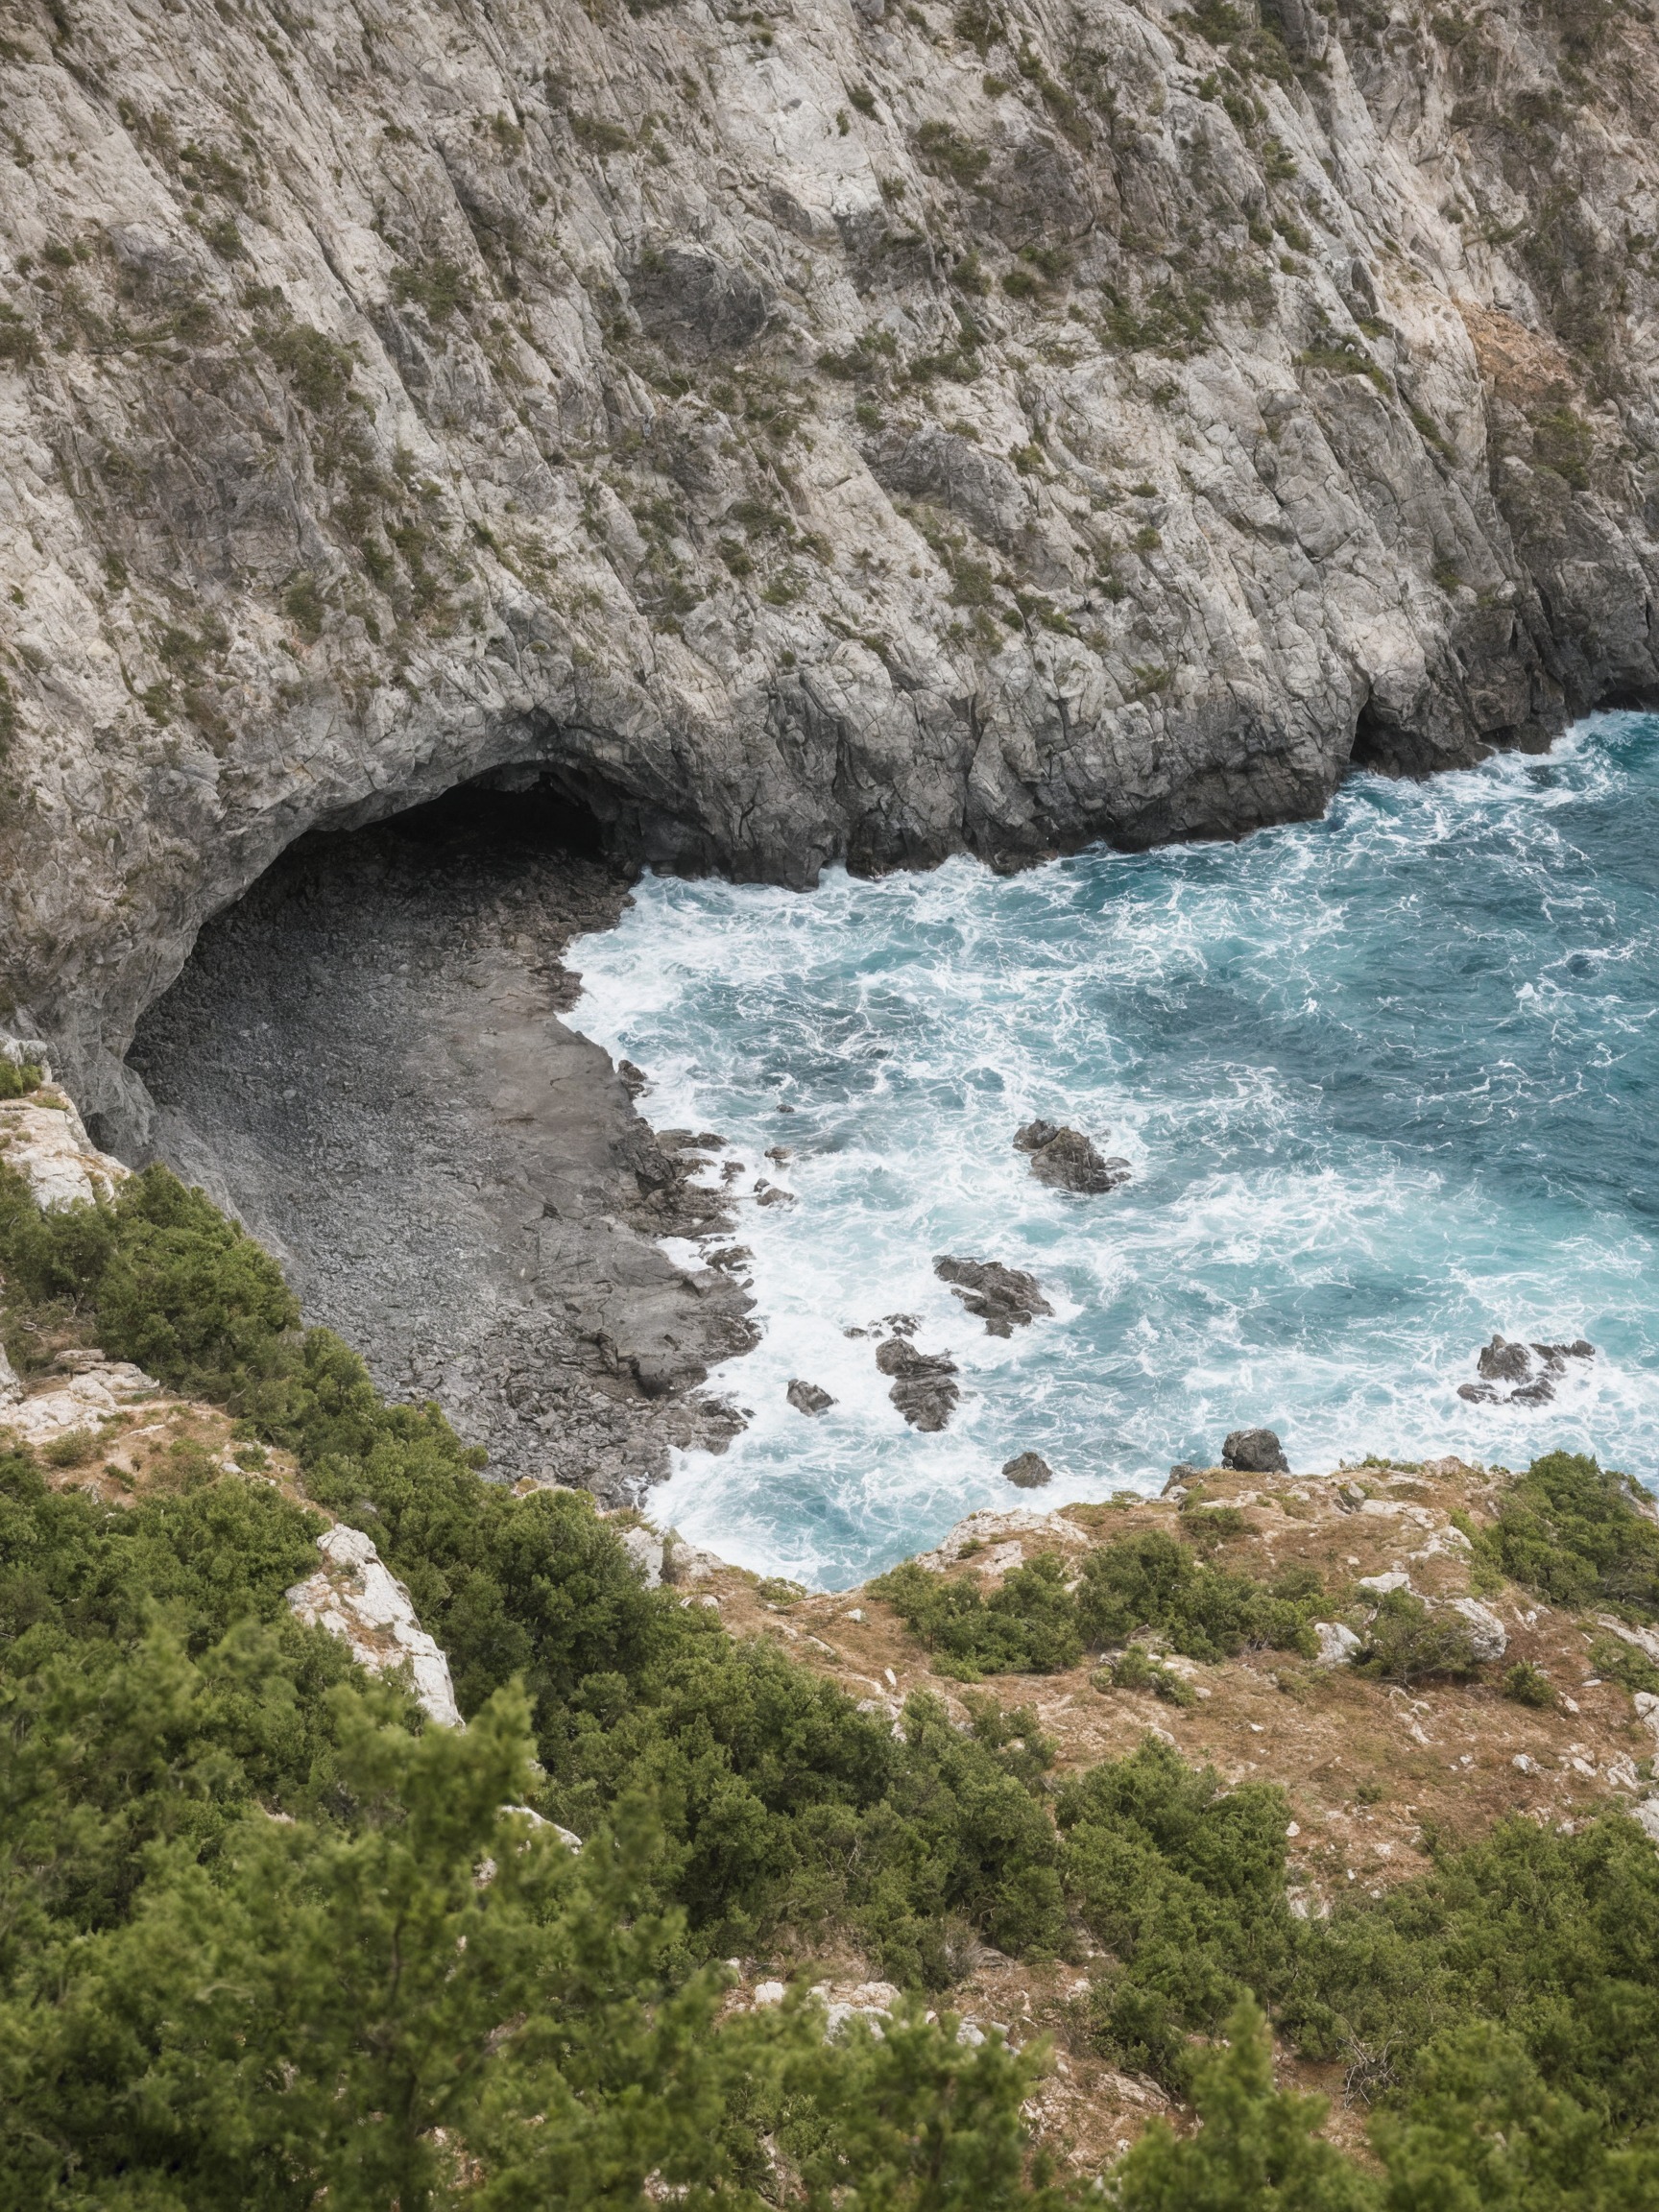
2, 0, 1657, 1101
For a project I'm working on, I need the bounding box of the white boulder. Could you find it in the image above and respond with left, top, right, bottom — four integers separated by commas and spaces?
1446, 1598, 1507, 1661
1313, 1622, 1362, 1667
287, 1524, 463, 1729
0, 1097, 129, 1209
3, 1358, 160, 1445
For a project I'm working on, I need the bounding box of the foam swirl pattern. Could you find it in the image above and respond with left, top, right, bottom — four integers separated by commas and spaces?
572, 714, 1659, 1588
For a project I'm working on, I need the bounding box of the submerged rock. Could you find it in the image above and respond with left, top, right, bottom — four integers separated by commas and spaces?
876, 1337, 960, 1431
1222, 1427, 1289, 1475
787, 1378, 836, 1416
1002, 1452, 1053, 1490
1013, 1121, 1130, 1195
933, 1255, 1053, 1336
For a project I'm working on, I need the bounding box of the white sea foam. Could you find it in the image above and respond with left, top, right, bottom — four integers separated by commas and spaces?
570, 714, 1659, 1587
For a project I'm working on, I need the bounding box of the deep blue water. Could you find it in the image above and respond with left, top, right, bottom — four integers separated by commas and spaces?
571, 713, 1659, 1588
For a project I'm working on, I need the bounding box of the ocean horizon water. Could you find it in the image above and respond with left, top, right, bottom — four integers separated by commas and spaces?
569, 712, 1659, 1590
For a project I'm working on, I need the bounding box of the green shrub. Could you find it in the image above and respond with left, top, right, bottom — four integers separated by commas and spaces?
1076, 1530, 1319, 1663
1476, 1452, 1659, 1620
1059, 1739, 1297, 2082
1589, 1633, 1659, 1696
915, 120, 991, 187
871, 1553, 1084, 1678
1503, 1659, 1555, 1707
1099, 1645, 1198, 1705
1351, 1591, 1479, 1687
0, 1057, 42, 1099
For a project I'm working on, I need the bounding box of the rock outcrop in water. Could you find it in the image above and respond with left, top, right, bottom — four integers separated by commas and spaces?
3, 0, 1659, 1114
1458, 1333, 1596, 1407
877, 1334, 961, 1430
934, 1253, 1053, 1334
1014, 1119, 1128, 1192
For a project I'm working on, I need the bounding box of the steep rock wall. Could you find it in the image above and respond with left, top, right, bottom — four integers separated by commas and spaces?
1, 0, 1657, 1099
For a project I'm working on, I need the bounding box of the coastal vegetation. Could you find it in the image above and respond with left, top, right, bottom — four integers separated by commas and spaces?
6, 1156, 1659, 2204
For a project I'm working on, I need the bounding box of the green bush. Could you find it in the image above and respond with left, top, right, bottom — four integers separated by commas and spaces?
1058, 1740, 1298, 2083
0, 1058, 42, 1099
1076, 1530, 1320, 1663
1476, 1452, 1659, 1620
871, 1553, 1084, 1678
1502, 1659, 1555, 1707
1351, 1591, 1479, 1686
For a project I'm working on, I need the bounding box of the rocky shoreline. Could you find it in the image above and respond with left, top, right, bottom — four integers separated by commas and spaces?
116, 792, 757, 1503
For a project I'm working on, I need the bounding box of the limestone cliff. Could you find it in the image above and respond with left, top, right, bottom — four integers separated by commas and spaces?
2, 0, 1657, 1102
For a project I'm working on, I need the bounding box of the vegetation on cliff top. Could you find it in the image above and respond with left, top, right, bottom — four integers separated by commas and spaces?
5, 1157, 1659, 2205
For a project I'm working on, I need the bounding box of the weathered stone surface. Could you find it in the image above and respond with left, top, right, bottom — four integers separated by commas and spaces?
0, 1095, 130, 1210
876, 1335, 960, 1431
1460, 1334, 1595, 1407
0, 1357, 162, 1446
286, 1524, 463, 1729
1002, 1451, 1053, 1489
1, 0, 1656, 1111
1014, 1122, 1128, 1194
787, 1378, 836, 1416
1446, 1597, 1507, 1662
933, 1254, 1052, 1336
1222, 1427, 1289, 1475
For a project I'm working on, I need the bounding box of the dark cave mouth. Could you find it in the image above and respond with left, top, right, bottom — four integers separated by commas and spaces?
299, 763, 615, 869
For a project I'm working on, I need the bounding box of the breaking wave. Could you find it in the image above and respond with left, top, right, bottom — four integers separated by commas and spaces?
570, 712, 1659, 1588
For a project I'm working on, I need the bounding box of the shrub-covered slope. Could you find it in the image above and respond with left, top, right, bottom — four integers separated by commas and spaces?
9, 1136, 1659, 2204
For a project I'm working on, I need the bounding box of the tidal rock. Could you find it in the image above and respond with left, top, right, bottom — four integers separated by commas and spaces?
787, 1378, 836, 1416
1222, 1427, 1289, 1475
933, 1255, 1053, 1336
1463, 1334, 1595, 1407
1002, 1451, 1053, 1489
1014, 1122, 1130, 1195
876, 1337, 960, 1431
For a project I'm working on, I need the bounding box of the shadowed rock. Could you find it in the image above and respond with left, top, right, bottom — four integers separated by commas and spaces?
1002, 1451, 1053, 1489
787, 1378, 835, 1416
1012, 1121, 1130, 1194
1222, 1427, 1289, 1474
933, 1254, 1053, 1336
876, 1337, 959, 1431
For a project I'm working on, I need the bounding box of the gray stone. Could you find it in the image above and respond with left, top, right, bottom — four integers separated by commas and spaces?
1002, 1452, 1053, 1489
876, 1336, 960, 1431
787, 1378, 836, 1416
933, 1255, 1052, 1336
1446, 1597, 1507, 1662
1222, 1428, 1289, 1475
1014, 1123, 1129, 1195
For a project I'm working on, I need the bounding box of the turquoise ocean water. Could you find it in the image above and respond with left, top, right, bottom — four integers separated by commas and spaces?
570, 713, 1659, 1588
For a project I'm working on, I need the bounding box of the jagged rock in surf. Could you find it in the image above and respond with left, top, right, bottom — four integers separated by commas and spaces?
933, 1255, 1053, 1336
1002, 1452, 1053, 1489
1458, 1334, 1596, 1406
876, 1337, 960, 1431
1013, 1121, 1129, 1194
787, 1379, 836, 1416
1222, 1427, 1289, 1475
